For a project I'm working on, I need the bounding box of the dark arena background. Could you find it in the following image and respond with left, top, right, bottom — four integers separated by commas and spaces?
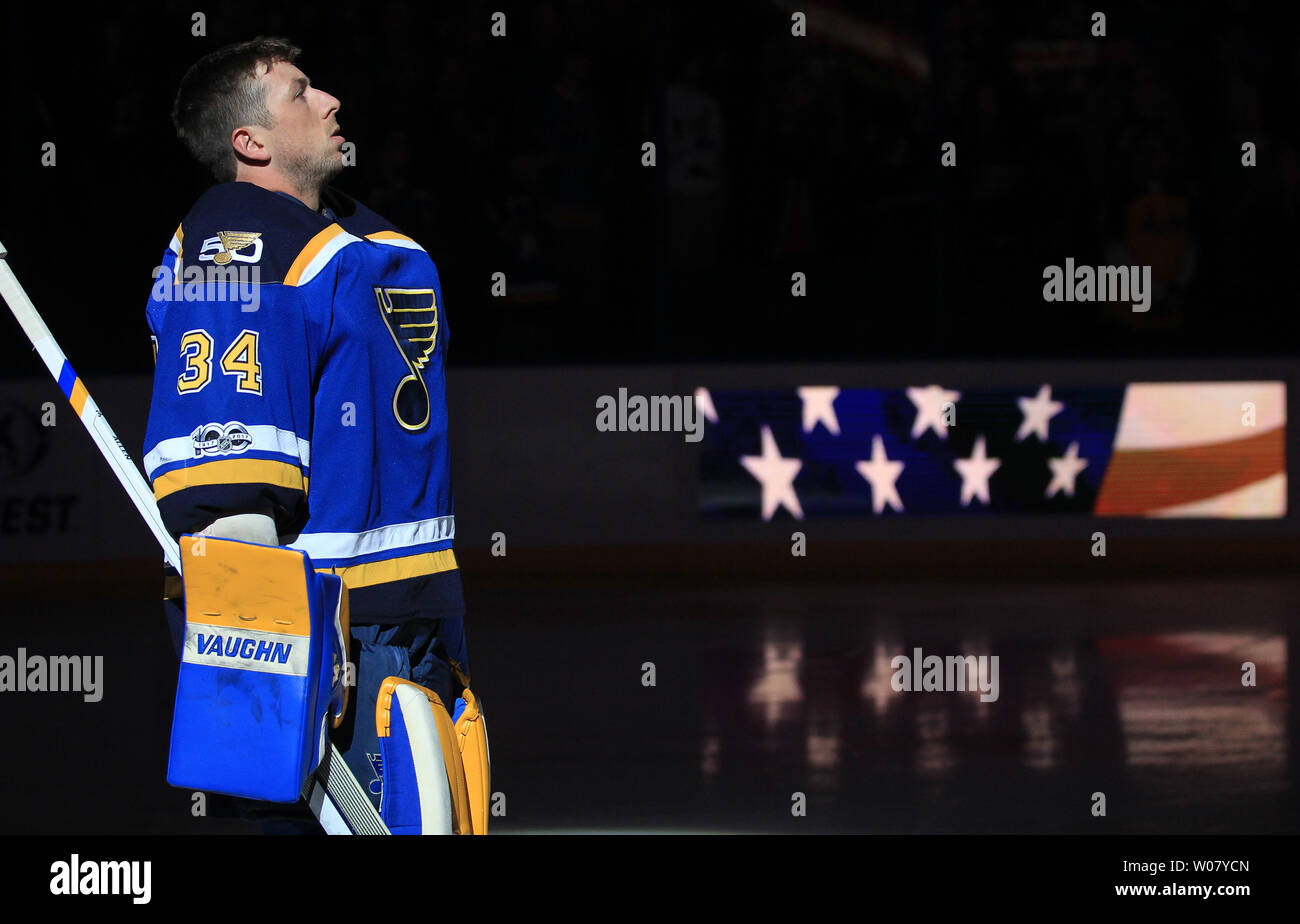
0, 0, 1296, 898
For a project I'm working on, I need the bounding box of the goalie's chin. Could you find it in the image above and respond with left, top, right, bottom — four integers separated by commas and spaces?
321, 158, 346, 185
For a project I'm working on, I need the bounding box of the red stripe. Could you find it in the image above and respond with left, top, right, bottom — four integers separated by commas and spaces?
1095, 426, 1284, 515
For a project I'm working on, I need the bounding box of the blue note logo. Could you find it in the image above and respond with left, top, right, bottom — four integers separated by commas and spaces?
191, 421, 253, 458
374, 287, 438, 432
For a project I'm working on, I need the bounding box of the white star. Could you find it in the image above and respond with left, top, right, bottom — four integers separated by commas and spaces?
1045, 441, 1089, 498
855, 435, 905, 513
953, 435, 1001, 506
797, 386, 841, 435
1016, 384, 1064, 442
907, 385, 962, 439
740, 425, 804, 520
694, 387, 718, 424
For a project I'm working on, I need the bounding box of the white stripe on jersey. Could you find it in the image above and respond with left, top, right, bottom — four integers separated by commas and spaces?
287, 515, 455, 562
144, 424, 311, 477
296, 231, 364, 286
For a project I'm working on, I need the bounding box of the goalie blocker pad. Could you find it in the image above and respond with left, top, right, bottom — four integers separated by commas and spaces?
376, 678, 491, 834
167, 535, 350, 803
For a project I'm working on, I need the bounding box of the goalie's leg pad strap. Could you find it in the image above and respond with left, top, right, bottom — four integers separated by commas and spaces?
376, 677, 473, 834
166, 535, 350, 803
453, 688, 491, 834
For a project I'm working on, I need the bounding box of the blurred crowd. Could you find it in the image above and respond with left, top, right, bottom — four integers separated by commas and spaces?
4, 0, 1298, 372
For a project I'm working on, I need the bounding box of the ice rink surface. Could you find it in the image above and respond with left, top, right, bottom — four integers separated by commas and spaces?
1, 574, 1295, 834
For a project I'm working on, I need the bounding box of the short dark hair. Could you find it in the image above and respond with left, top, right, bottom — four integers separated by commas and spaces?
172, 37, 302, 182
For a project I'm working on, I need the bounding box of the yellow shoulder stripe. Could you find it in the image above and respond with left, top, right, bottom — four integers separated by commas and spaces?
365, 230, 416, 245
285, 223, 347, 286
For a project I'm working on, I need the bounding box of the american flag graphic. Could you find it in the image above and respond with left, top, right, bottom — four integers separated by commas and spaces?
696, 383, 1285, 519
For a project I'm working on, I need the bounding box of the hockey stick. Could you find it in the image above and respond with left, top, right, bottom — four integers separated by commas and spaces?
0, 239, 390, 836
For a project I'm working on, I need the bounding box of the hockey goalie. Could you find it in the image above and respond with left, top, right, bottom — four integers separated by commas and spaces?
142, 37, 488, 834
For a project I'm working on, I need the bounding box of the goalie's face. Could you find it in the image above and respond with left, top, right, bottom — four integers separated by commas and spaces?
242, 60, 345, 190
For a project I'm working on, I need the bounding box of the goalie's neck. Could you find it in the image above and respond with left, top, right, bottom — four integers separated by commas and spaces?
272, 188, 337, 221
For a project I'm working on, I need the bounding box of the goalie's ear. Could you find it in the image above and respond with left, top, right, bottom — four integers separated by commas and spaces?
231, 122, 273, 169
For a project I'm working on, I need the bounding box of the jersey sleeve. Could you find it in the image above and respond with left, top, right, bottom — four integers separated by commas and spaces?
145, 226, 184, 365
142, 241, 317, 540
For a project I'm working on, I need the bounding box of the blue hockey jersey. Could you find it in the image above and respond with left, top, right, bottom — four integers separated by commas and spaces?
143, 181, 463, 625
